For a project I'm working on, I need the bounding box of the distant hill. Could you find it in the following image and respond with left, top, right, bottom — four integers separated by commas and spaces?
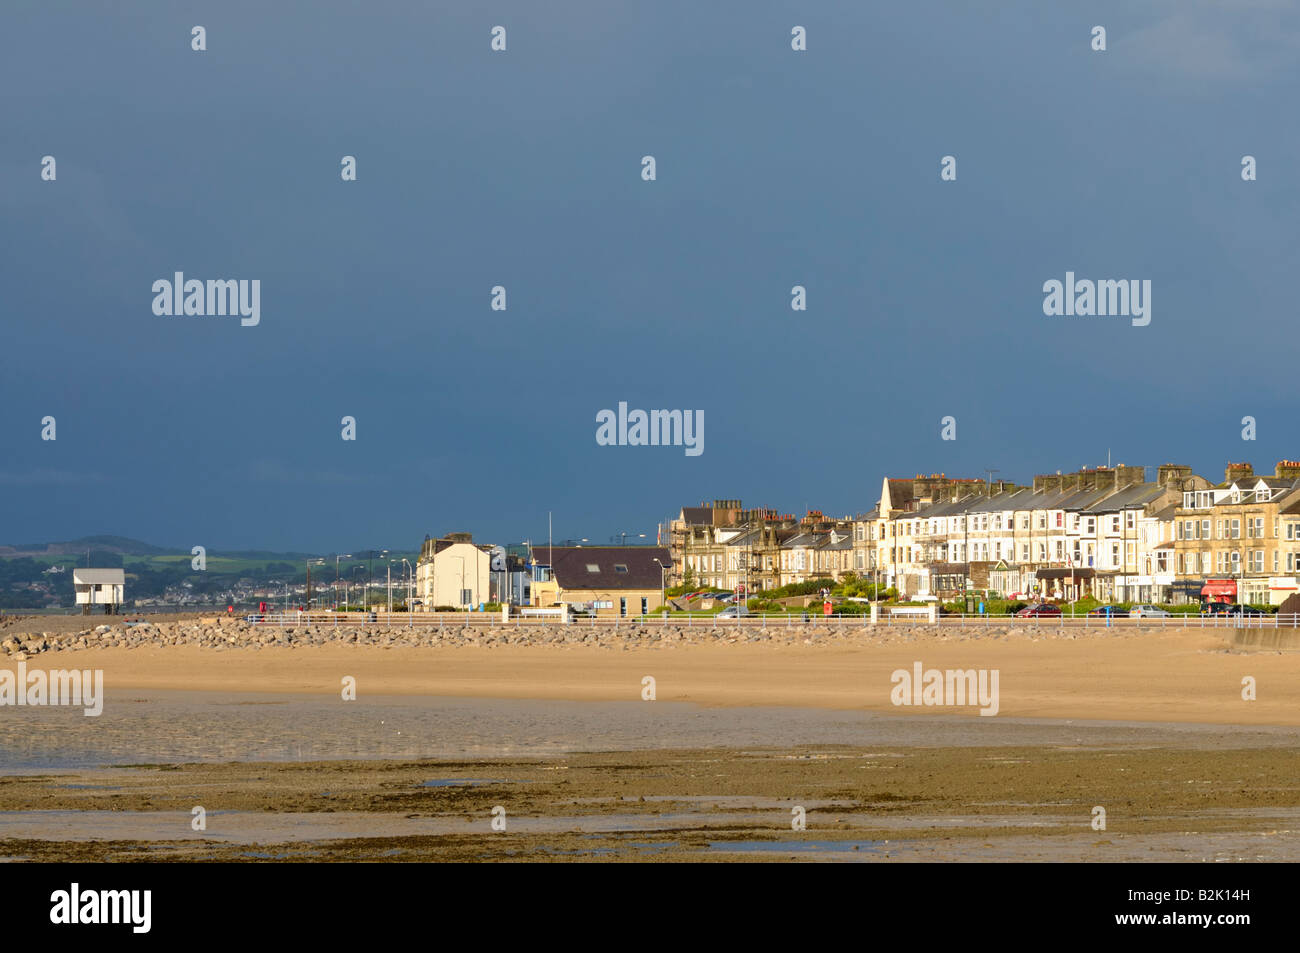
0, 537, 411, 562
0, 535, 179, 557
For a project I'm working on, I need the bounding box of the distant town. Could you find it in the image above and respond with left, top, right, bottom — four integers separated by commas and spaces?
5, 459, 1300, 616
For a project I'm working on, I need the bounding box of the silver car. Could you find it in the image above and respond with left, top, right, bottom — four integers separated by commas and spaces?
1128, 604, 1170, 618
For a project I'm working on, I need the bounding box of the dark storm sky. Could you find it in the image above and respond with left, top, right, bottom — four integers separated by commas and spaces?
2, 1, 1298, 552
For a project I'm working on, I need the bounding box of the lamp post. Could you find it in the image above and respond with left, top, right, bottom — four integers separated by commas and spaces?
398, 558, 413, 625
305, 557, 325, 611
335, 553, 352, 610
452, 555, 466, 614
350, 566, 366, 611
653, 557, 668, 613
367, 549, 388, 599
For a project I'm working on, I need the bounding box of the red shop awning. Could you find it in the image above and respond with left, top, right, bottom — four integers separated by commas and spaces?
1201, 580, 1237, 597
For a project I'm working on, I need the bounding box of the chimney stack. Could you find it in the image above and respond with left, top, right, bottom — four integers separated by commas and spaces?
1225, 462, 1254, 484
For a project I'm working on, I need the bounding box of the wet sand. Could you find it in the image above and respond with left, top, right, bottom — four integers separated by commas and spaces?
2, 626, 1297, 862
2, 746, 1298, 862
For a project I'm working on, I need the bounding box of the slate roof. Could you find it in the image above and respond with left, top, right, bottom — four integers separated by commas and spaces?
544, 547, 671, 591
73, 569, 125, 585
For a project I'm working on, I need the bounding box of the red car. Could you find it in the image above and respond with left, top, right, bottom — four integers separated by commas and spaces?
1015, 603, 1062, 617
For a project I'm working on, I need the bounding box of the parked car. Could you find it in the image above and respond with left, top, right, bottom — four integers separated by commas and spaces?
1226, 603, 1266, 617
1128, 605, 1170, 618
717, 605, 750, 618
1202, 602, 1231, 616
1015, 603, 1062, 617
1087, 605, 1128, 617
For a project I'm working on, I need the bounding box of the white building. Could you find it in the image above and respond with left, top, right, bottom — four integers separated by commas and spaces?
415, 534, 492, 610
74, 568, 125, 614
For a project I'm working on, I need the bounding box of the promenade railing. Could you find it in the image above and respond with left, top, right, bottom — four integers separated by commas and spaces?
236, 610, 1300, 629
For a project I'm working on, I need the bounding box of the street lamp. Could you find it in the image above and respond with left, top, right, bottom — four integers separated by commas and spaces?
305, 557, 325, 611
398, 558, 414, 623
452, 555, 467, 614
653, 557, 668, 613
368, 549, 388, 595
350, 566, 366, 610
619, 533, 647, 546
335, 553, 352, 609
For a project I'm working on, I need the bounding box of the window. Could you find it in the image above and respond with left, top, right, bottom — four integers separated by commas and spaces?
620, 597, 627, 617
1274, 551, 1280, 572
614, 564, 628, 574
1055, 513, 1063, 528
1230, 551, 1241, 572
586, 564, 600, 573
1111, 543, 1120, 567
1231, 519, 1241, 539
1201, 520, 1210, 539
1290, 553, 1295, 572
1126, 511, 1136, 530
1111, 517, 1120, 534
1021, 544, 1029, 561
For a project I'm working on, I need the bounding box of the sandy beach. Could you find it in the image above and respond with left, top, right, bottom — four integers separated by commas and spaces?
1, 623, 1294, 725
3, 620, 1299, 862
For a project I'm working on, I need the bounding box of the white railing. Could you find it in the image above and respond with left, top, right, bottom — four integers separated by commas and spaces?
236, 610, 1300, 629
